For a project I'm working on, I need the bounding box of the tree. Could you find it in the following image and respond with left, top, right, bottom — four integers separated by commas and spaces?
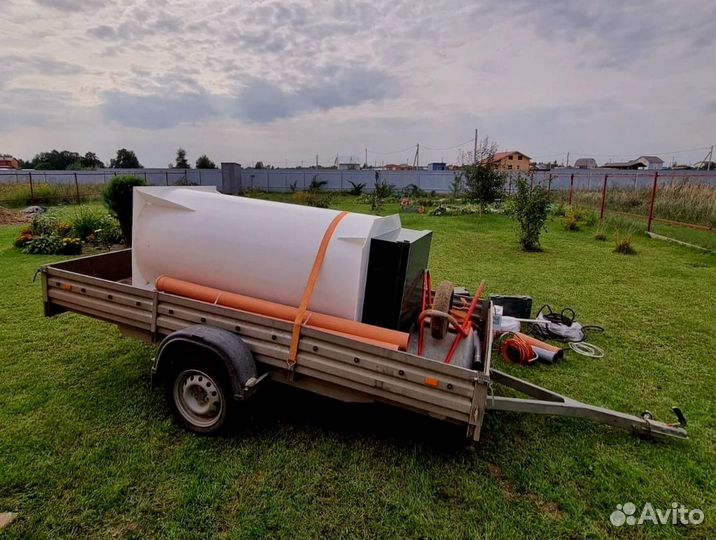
173, 148, 190, 169
513, 177, 551, 251
254, 161, 264, 169
110, 148, 143, 168
31, 150, 81, 170
195, 154, 217, 169
102, 175, 147, 246
462, 137, 505, 207
81, 152, 104, 169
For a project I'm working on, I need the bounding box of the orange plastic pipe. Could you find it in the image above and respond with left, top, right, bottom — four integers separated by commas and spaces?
514, 332, 564, 362
156, 276, 410, 351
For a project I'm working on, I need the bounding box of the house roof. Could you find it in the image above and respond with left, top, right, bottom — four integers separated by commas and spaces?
574, 158, 597, 166
491, 151, 531, 161
638, 155, 664, 164
603, 155, 665, 168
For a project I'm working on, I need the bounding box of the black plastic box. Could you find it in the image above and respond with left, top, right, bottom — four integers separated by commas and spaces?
361, 228, 432, 331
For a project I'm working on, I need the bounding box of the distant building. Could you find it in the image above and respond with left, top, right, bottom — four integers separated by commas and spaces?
384, 163, 413, 171
0, 154, 19, 169
427, 162, 446, 171
334, 155, 361, 170
337, 162, 360, 170
574, 158, 597, 169
602, 155, 664, 170
488, 151, 531, 172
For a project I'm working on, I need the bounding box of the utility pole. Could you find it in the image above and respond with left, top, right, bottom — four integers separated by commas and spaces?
706, 146, 714, 170
566, 152, 570, 167
473, 128, 478, 163
365, 147, 368, 168
413, 144, 420, 169
315, 154, 319, 168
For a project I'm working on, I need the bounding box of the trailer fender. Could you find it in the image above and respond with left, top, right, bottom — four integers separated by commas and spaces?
151, 325, 258, 400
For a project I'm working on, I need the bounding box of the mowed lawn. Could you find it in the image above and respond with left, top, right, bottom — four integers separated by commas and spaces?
1, 198, 714, 539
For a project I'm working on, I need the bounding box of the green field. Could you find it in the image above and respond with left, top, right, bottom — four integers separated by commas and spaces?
1, 197, 715, 539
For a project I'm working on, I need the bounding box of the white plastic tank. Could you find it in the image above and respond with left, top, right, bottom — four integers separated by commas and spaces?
131, 186, 401, 320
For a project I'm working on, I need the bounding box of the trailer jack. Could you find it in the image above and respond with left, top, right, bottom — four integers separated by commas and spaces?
487, 369, 688, 441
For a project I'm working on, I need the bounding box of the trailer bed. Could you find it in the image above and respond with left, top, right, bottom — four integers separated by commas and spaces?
42, 249, 492, 440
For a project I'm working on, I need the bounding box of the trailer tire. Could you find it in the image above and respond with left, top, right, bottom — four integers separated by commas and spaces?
165, 357, 234, 435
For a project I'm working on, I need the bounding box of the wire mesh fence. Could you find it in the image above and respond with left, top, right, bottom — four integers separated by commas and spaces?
0, 169, 222, 208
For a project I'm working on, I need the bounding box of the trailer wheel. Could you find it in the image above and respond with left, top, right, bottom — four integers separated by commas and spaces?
430, 281, 454, 339
166, 359, 232, 435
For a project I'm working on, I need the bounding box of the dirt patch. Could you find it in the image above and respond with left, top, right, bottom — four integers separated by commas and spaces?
487, 463, 565, 520
0, 512, 18, 531
0, 206, 29, 225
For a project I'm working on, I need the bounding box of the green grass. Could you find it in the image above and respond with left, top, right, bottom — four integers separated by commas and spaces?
1, 197, 715, 539
0, 182, 103, 208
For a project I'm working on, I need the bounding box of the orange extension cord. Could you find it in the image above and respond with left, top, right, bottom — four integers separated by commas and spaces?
498, 332, 538, 366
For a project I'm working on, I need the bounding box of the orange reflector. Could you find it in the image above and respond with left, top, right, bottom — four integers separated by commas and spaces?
62, 284, 72, 291
423, 377, 439, 388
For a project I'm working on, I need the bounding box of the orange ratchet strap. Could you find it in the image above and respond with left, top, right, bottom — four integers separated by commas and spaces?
288, 211, 349, 365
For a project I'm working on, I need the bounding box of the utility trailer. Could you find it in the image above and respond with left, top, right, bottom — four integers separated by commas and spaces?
41, 249, 687, 441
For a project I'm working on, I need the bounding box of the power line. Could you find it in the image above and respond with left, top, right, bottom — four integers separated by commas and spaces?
421, 138, 475, 151
366, 144, 417, 155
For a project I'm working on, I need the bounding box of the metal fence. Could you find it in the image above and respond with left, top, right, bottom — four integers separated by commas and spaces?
520, 169, 716, 234
2, 166, 714, 239
0, 168, 221, 207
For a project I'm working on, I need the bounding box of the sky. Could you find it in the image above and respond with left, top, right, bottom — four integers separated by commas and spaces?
1, 0, 714, 168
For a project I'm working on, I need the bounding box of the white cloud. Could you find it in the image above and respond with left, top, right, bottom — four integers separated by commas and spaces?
0, 0, 713, 166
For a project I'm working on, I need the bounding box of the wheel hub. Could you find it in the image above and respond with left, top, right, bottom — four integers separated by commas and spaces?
173, 369, 223, 428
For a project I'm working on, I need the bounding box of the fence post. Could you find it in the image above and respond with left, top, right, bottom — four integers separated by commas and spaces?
548, 173, 553, 194
568, 173, 574, 205
73, 172, 81, 204
29, 171, 35, 205
647, 171, 659, 232
165, 170, 169, 186
144, 171, 148, 183
600, 174, 609, 219
530, 172, 534, 188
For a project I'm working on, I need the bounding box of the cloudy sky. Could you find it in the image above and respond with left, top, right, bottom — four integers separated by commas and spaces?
1, 0, 714, 167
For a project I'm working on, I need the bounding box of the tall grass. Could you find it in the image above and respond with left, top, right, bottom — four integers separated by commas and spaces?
0, 182, 104, 207
570, 181, 715, 228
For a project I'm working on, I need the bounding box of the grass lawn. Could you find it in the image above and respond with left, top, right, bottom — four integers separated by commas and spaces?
1, 197, 715, 539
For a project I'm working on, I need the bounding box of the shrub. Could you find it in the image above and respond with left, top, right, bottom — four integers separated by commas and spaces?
513, 178, 551, 251
551, 202, 567, 217
102, 175, 146, 246
291, 191, 333, 208
70, 207, 107, 240
23, 235, 63, 255
347, 180, 366, 196
14, 233, 33, 248
27, 215, 70, 237
403, 184, 425, 198
613, 230, 637, 255
308, 176, 327, 192
594, 223, 608, 241
95, 216, 124, 245
563, 209, 580, 231
373, 179, 394, 199
59, 237, 82, 255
